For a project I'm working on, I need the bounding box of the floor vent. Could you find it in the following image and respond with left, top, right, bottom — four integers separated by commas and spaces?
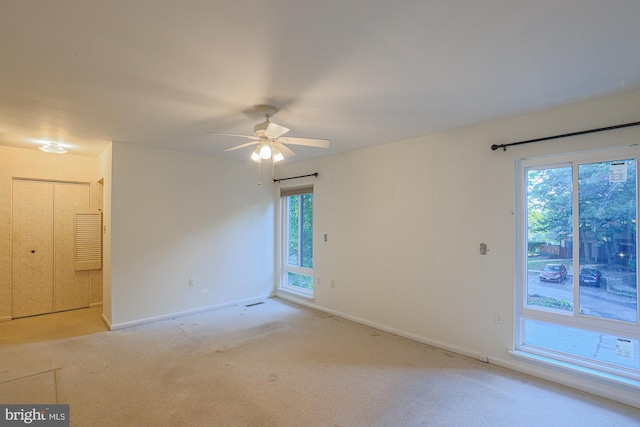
245, 302, 265, 307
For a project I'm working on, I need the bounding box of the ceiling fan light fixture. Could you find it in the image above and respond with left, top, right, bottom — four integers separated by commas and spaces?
259, 143, 272, 159
250, 148, 262, 163
272, 148, 284, 163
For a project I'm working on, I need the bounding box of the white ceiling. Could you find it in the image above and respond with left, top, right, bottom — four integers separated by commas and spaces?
1, 1, 639, 162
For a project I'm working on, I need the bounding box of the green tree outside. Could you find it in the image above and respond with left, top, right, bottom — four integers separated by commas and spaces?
287, 194, 314, 289
527, 160, 636, 265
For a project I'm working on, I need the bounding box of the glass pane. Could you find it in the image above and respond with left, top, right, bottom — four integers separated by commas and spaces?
300, 194, 313, 269
287, 272, 313, 290
526, 166, 574, 312
523, 318, 639, 372
287, 196, 299, 266
578, 159, 637, 323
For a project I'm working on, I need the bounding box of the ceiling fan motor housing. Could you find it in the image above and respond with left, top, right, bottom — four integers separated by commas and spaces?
254, 121, 270, 136
256, 105, 278, 118
254, 105, 278, 137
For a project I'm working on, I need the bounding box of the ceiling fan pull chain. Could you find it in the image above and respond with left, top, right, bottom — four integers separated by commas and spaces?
271, 159, 275, 182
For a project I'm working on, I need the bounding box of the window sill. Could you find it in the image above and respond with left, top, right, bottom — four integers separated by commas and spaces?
510, 349, 640, 391
277, 287, 315, 301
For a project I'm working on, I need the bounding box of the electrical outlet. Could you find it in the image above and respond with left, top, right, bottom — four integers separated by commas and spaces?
188, 278, 195, 287
494, 312, 503, 324
479, 354, 489, 363
330, 279, 335, 288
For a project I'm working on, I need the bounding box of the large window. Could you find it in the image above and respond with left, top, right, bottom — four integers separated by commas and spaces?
516, 147, 639, 383
280, 186, 314, 295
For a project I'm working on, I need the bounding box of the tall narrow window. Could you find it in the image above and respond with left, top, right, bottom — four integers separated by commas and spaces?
516, 147, 639, 383
280, 185, 314, 295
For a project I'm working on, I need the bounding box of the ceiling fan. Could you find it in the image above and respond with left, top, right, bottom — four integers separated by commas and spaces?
208, 105, 330, 163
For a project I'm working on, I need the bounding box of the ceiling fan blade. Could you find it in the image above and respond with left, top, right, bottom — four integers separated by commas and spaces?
223, 140, 261, 152
278, 137, 330, 149
207, 132, 259, 140
275, 142, 296, 158
265, 122, 290, 139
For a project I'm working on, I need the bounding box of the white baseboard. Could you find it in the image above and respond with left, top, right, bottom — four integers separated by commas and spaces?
100, 313, 112, 330
277, 294, 484, 361
108, 293, 274, 331
275, 294, 640, 410
501, 351, 640, 409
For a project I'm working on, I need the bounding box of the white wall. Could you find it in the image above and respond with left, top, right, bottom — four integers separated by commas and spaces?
108, 142, 277, 327
275, 88, 640, 407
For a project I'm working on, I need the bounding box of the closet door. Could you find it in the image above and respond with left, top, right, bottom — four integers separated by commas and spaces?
12, 180, 55, 318
54, 183, 90, 311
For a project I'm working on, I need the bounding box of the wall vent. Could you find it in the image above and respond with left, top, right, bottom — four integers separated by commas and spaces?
74, 208, 102, 270
245, 302, 265, 307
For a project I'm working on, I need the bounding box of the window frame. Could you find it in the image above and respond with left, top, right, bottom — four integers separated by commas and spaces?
279, 186, 314, 297
514, 145, 640, 383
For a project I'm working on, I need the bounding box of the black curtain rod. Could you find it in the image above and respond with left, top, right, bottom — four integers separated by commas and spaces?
491, 121, 640, 152
272, 172, 318, 183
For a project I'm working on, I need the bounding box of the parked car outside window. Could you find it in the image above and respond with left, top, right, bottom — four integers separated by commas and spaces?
539, 264, 567, 283
579, 268, 604, 287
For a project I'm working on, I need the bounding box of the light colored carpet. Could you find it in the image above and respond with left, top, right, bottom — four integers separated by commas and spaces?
1, 299, 639, 426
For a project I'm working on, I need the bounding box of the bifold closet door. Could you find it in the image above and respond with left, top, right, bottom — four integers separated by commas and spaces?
12, 180, 55, 318
12, 180, 91, 318
54, 183, 91, 311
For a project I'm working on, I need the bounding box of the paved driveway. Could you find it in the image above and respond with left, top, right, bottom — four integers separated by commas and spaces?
527, 271, 637, 322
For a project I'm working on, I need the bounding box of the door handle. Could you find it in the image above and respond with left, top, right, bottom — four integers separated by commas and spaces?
31, 250, 35, 253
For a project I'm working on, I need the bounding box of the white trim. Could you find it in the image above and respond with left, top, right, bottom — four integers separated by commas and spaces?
107, 293, 275, 331
275, 295, 485, 362
279, 190, 315, 297
12, 177, 92, 185
515, 148, 640, 385
277, 288, 315, 303
507, 350, 640, 408
100, 313, 112, 330
518, 144, 640, 166
510, 349, 640, 389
